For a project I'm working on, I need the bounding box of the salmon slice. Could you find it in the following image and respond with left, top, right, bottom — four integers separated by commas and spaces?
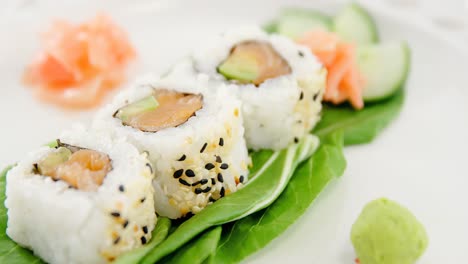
222, 41, 292, 85
123, 89, 203, 132
297, 30, 364, 109
38, 148, 112, 191
23, 13, 135, 109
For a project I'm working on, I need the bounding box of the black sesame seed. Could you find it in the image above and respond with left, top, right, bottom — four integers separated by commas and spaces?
142, 226, 148, 234
217, 173, 224, 183
194, 188, 203, 194
313, 92, 320, 101
192, 180, 202, 186
179, 179, 191, 186
239, 175, 245, 183
114, 236, 121, 245
294, 137, 299, 144
299, 91, 304, 100
32, 163, 39, 173
219, 138, 224, 146
220, 187, 225, 197
205, 163, 215, 170
200, 143, 208, 153
202, 187, 212, 193
146, 163, 153, 174
211, 178, 216, 185
140, 197, 146, 203
173, 169, 184, 178
141, 236, 147, 245
110, 212, 120, 218
178, 154, 186, 161
118, 185, 125, 192
123, 220, 129, 228
220, 163, 229, 170
185, 169, 195, 177
215, 155, 222, 163
298, 50, 304, 57
200, 179, 209, 185
209, 197, 217, 202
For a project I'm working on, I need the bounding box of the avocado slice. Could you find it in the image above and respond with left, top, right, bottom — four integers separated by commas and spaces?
35, 147, 72, 175
115, 95, 159, 123
218, 51, 260, 83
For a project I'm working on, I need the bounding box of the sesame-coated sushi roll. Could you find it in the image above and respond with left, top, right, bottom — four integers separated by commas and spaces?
5, 127, 156, 264
93, 76, 250, 219
191, 26, 327, 150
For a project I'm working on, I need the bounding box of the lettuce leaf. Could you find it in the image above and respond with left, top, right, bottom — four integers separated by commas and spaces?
208, 131, 346, 263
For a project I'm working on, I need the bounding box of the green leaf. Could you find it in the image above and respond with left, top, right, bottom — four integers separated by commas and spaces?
114, 218, 171, 264
212, 131, 346, 263
248, 149, 274, 177
160, 227, 222, 264
0, 166, 44, 264
314, 89, 404, 146
140, 135, 320, 264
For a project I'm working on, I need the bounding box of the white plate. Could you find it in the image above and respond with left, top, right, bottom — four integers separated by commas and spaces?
1, 0, 467, 263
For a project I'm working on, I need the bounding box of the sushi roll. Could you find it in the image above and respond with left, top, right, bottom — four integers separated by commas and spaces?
5, 127, 156, 264
191, 26, 327, 150
93, 76, 250, 219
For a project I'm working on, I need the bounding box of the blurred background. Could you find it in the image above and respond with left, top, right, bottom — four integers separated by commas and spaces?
1, 0, 468, 40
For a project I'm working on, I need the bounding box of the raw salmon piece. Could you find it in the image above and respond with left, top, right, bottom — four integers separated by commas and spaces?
54, 149, 112, 191
125, 90, 203, 132
220, 41, 291, 85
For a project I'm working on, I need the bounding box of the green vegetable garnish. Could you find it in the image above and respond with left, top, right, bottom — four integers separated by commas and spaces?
34, 147, 72, 175
217, 52, 260, 83
161, 227, 222, 264
213, 131, 346, 263
314, 89, 404, 146
115, 95, 159, 123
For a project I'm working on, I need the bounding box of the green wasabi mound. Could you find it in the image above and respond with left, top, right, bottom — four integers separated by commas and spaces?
351, 198, 428, 264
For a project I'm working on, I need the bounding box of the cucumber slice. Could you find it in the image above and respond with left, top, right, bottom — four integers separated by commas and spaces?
276, 8, 332, 39
358, 42, 411, 102
333, 3, 378, 45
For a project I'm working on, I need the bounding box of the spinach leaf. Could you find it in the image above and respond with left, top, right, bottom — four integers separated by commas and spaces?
115, 218, 171, 264
160, 227, 222, 264
212, 131, 346, 263
0, 166, 44, 264
141, 135, 320, 264
314, 90, 404, 146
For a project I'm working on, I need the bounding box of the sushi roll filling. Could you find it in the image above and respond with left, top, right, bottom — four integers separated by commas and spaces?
33, 141, 112, 191
217, 41, 291, 85
114, 89, 203, 132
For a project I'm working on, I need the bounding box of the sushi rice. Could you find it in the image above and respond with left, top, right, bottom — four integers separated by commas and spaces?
190, 26, 327, 150
5, 126, 156, 264
93, 75, 251, 219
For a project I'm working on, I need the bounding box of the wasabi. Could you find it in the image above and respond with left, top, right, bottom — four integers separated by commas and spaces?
351, 198, 428, 264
